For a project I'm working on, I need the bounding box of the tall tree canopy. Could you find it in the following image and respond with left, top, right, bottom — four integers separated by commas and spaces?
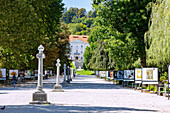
84, 0, 155, 70
0, 0, 69, 70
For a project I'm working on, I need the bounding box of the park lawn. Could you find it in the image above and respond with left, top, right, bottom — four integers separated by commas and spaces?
76, 69, 94, 75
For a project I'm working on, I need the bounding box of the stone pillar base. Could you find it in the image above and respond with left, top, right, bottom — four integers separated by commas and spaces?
29, 91, 50, 104
52, 84, 64, 92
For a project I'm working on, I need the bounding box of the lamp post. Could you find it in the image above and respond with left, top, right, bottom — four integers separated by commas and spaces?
52, 58, 64, 92
30, 45, 50, 104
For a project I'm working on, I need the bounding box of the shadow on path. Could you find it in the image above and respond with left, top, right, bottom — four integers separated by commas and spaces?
0, 105, 159, 113
63, 83, 124, 90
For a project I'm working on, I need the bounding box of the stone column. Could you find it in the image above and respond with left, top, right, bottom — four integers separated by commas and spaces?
62, 64, 67, 84
70, 68, 72, 81
52, 59, 64, 92
67, 66, 70, 83
30, 45, 50, 104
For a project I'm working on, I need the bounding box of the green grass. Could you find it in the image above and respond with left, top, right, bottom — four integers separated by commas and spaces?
76, 69, 94, 75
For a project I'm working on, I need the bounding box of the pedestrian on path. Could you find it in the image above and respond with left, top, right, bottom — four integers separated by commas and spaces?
17, 74, 21, 87
12, 74, 16, 88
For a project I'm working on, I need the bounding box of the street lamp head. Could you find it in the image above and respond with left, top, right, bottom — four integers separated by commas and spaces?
38, 45, 44, 53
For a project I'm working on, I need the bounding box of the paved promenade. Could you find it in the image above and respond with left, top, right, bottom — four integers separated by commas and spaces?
0, 75, 170, 113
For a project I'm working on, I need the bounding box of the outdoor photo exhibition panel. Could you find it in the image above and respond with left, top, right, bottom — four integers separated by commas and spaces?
135, 68, 142, 83
115, 71, 124, 80
9, 70, 18, 78
34, 70, 38, 77
124, 70, 134, 81
24, 70, 32, 78
0, 68, 6, 80
142, 68, 158, 84
99, 71, 107, 78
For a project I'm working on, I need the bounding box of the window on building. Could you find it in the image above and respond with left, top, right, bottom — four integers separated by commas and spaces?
76, 46, 78, 48
81, 51, 83, 54
81, 45, 83, 48
76, 50, 78, 53
71, 45, 73, 48
81, 57, 83, 60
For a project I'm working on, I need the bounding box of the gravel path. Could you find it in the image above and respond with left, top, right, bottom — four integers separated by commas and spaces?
0, 75, 170, 113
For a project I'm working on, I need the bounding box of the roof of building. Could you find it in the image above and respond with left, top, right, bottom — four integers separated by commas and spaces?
69, 35, 89, 43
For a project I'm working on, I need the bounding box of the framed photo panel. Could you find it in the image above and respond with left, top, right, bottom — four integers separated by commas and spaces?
124, 70, 134, 81
9, 70, 18, 78
135, 68, 142, 83
0, 68, 6, 80
99, 71, 106, 77
142, 68, 158, 84
116, 71, 124, 80
34, 70, 38, 77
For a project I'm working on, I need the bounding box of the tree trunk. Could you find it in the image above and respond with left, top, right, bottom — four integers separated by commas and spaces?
140, 51, 146, 68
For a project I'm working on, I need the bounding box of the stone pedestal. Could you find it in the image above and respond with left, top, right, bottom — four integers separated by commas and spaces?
29, 91, 50, 104
52, 84, 64, 92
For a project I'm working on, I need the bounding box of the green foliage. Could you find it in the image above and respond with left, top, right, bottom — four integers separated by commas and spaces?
84, 0, 155, 71
0, 0, 69, 70
61, 8, 96, 35
76, 69, 94, 75
146, 0, 170, 67
70, 62, 76, 69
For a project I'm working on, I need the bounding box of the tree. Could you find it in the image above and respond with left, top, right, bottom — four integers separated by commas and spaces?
92, 0, 155, 67
0, 0, 67, 70
146, 0, 170, 67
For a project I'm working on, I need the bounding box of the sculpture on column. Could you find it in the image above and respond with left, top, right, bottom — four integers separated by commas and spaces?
30, 45, 50, 104
52, 58, 64, 92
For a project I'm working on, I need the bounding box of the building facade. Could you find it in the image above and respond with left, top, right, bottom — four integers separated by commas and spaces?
69, 35, 89, 68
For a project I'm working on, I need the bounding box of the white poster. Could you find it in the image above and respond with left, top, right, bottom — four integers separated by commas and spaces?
9, 70, 18, 78
124, 70, 134, 81
135, 68, 142, 83
99, 71, 106, 77
142, 68, 158, 84
0, 69, 6, 80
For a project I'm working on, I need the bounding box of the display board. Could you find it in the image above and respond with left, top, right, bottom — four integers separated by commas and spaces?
135, 68, 142, 83
9, 70, 18, 78
24, 70, 32, 78
142, 68, 158, 84
124, 70, 134, 81
110, 71, 113, 78
114, 71, 124, 80
49, 70, 53, 76
45, 70, 50, 75
0, 68, 6, 80
34, 70, 38, 77
99, 71, 106, 77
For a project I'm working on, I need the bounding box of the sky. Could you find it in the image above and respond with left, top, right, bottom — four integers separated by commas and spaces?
62, 0, 93, 12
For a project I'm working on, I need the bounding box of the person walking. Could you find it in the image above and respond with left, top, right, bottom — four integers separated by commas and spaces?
17, 74, 21, 87
12, 74, 16, 88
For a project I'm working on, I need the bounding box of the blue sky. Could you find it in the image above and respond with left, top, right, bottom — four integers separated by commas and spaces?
62, 0, 93, 12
